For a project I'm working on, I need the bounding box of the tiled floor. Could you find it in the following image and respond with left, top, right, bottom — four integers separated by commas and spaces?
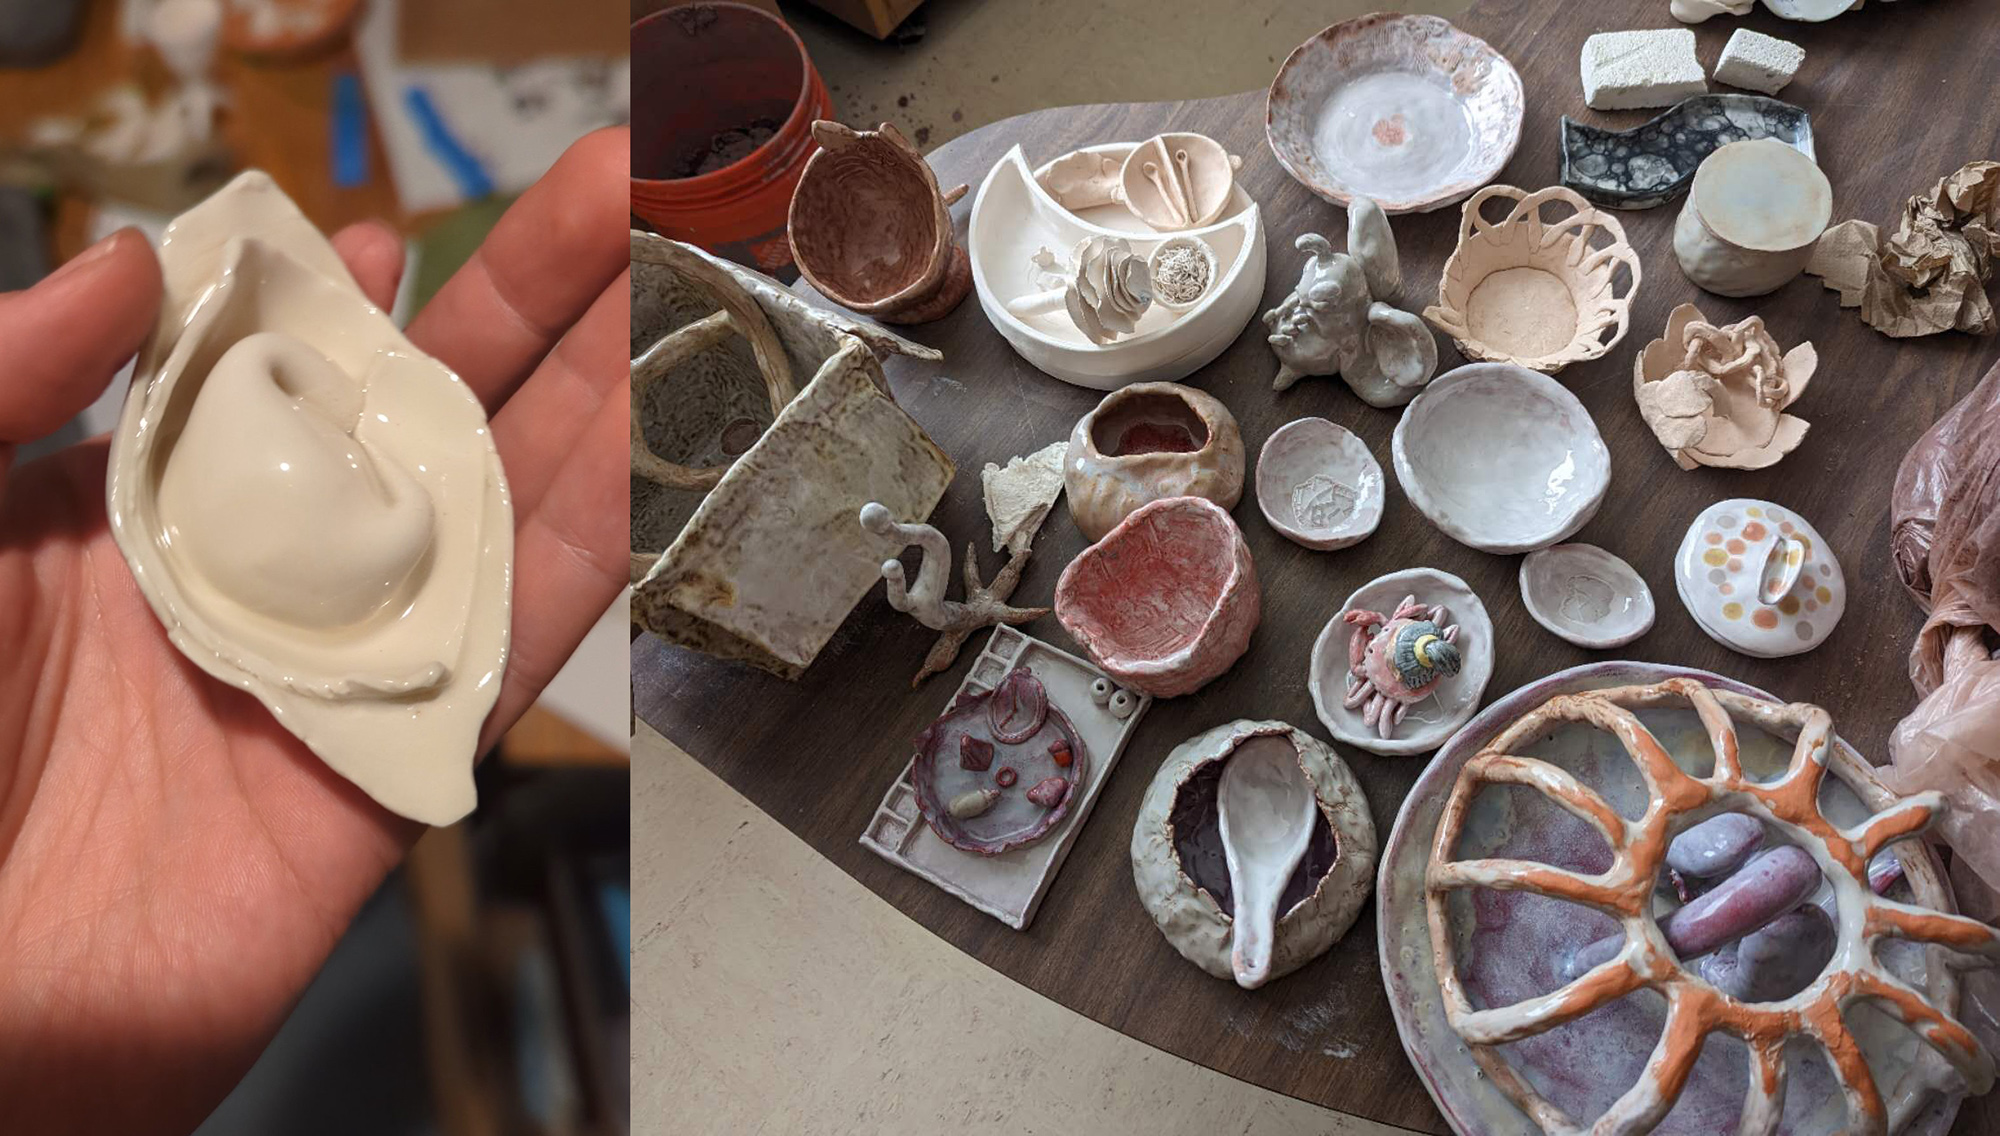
634, 722, 1417, 1135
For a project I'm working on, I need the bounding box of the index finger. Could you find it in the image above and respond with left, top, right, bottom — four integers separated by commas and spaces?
406, 127, 629, 411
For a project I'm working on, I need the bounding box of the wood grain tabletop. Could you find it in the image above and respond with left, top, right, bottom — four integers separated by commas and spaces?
637, 0, 2000, 1130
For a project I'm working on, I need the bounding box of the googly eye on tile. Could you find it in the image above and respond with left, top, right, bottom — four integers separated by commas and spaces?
1108, 688, 1138, 719
1674, 498, 1844, 659
1090, 677, 1113, 705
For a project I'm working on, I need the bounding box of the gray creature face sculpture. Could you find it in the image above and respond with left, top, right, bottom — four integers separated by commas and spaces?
1263, 197, 1439, 408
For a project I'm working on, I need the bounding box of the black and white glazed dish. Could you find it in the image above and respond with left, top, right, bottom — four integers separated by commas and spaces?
1560, 95, 1814, 210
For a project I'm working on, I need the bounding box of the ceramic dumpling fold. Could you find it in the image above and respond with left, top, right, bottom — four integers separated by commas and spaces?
106, 172, 512, 826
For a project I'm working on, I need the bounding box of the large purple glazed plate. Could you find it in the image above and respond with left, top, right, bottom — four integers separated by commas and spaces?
1377, 661, 1967, 1136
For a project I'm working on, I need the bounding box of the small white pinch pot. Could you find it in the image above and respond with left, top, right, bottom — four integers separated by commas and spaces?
1391, 362, 1611, 554
1255, 418, 1385, 551
1518, 543, 1655, 649
1308, 567, 1494, 757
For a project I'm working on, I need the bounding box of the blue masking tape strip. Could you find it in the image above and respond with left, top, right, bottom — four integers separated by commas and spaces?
331, 71, 368, 188
403, 85, 495, 200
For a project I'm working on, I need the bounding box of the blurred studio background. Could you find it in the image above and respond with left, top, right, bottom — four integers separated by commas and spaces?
0, 2, 631, 1134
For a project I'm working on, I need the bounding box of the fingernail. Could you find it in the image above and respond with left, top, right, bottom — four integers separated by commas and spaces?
46, 228, 136, 285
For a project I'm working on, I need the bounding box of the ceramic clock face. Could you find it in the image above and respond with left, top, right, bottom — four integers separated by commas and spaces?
1676, 498, 1845, 658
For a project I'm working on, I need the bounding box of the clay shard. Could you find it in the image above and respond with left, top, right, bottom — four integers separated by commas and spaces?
960, 735, 994, 772
981, 441, 1067, 554
787, 121, 971, 324
1025, 776, 1069, 809
1264, 198, 1437, 406
106, 171, 511, 826
1633, 302, 1815, 470
1423, 185, 1641, 374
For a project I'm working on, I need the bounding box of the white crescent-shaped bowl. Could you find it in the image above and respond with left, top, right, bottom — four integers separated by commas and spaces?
969, 143, 1267, 390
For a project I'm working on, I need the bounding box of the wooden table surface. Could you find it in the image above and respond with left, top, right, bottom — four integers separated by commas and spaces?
637, 0, 2000, 1130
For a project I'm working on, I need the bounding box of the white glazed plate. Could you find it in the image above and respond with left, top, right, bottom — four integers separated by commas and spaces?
1518, 542, 1655, 649
1308, 567, 1494, 757
1256, 417, 1385, 550
1392, 362, 1611, 554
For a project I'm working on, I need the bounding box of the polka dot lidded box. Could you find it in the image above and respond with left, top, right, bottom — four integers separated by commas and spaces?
1673, 498, 1844, 658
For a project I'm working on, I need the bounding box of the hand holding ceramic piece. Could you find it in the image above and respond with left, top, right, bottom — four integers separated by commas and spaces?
1309, 568, 1493, 756
1264, 199, 1438, 406
1424, 185, 1642, 374
106, 172, 510, 826
1633, 303, 1816, 470
1266, 14, 1523, 214
1131, 720, 1376, 988
1255, 418, 1384, 551
1054, 496, 1259, 699
1518, 543, 1655, 649
1675, 498, 1845, 657
1392, 363, 1611, 554
788, 121, 972, 324
1063, 382, 1244, 541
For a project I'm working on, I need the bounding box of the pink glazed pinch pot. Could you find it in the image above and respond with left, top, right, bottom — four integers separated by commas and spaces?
1054, 496, 1260, 698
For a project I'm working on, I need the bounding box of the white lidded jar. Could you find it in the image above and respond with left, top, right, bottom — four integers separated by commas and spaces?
1673, 138, 1832, 297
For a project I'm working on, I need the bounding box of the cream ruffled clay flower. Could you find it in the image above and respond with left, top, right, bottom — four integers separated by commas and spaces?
1632, 304, 1816, 471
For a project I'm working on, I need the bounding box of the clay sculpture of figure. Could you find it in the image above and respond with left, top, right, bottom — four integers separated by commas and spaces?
859, 503, 1049, 644
1633, 303, 1816, 470
1424, 678, 2000, 1135
1264, 197, 1437, 406
788, 121, 971, 324
106, 172, 510, 827
1341, 596, 1462, 741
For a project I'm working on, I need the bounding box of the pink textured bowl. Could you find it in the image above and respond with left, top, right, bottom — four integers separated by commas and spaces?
1054, 496, 1260, 698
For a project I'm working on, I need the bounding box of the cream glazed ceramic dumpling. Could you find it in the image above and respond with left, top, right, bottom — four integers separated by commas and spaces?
106, 171, 512, 826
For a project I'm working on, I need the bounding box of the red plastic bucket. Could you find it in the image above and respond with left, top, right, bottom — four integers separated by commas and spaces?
631, 3, 833, 274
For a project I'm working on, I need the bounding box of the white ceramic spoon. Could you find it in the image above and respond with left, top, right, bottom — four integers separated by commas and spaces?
1217, 735, 1319, 989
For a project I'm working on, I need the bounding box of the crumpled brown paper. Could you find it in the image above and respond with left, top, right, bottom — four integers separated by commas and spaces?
1805, 160, 2000, 338
1884, 357, 2000, 907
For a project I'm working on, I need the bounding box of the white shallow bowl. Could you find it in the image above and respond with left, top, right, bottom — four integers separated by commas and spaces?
1518, 543, 1655, 649
1307, 567, 1494, 757
1255, 417, 1384, 550
1265, 14, 1523, 214
1392, 362, 1610, 554
968, 143, 1267, 390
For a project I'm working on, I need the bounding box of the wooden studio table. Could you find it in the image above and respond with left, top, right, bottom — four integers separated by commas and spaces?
637, 0, 2000, 1131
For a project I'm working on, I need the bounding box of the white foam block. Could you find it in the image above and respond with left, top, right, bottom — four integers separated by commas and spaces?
1581, 28, 1708, 111
1714, 28, 1806, 95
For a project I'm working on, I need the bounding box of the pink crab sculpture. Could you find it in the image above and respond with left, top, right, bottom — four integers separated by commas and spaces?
1343, 594, 1462, 739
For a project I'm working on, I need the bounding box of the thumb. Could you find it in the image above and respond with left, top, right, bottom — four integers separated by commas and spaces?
0, 228, 162, 444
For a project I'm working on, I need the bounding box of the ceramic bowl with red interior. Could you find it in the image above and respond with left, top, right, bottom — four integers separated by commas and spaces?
1054, 496, 1259, 699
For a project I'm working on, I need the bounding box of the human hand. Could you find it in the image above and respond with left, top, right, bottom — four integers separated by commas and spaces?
0, 127, 629, 1134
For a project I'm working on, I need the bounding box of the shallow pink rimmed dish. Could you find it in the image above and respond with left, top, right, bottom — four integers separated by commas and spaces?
1376, 661, 1970, 1136
1266, 14, 1523, 215
1054, 496, 1259, 699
